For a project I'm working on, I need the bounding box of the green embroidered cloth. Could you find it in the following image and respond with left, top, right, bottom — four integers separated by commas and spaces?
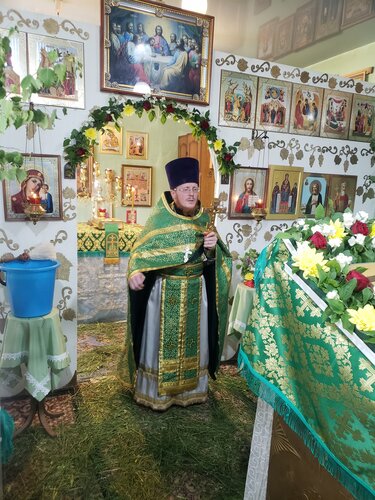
239, 240, 375, 500
77, 223, 143, 256
0, 308, 70, 401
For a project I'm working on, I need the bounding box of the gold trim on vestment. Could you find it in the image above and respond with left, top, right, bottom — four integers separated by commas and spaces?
131, 223, 205, 252
138, 364, 209, 378
134, 391, 208, 411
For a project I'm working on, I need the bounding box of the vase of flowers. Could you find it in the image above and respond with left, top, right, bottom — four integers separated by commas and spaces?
278, 210, 375, 344
236, 249, 259, 288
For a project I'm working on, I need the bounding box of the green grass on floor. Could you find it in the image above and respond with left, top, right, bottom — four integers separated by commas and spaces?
3, 322, 256, 500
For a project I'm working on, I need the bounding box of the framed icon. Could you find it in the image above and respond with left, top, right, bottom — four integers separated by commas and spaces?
218, 70, 258, 129
101, 0, 214, 105
228, 167, 268, 220
266, 165, 304, 220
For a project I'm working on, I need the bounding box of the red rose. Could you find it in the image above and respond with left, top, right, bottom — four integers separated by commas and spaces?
309, 231, 327, 249
105, 113, 112, 122
200, 120, 209, 130
166, 103, 174, 113
346, 270, 371, 291
350, 221, 369, 236
224, 153, 233, 163
76, 148, 86, 157
143, 101, 152, 111
244, 279, 254, 288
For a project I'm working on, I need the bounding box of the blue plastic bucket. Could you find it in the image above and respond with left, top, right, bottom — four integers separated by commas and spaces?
0, 259, 60, 318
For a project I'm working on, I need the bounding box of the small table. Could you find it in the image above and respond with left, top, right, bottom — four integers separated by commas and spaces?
77, 222, 143, 323
0, 308, 70, 437
222, 283, 255, 361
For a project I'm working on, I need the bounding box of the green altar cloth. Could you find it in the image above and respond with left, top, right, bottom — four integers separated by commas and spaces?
0, 309, 70, 401
239, 240, 375, 500
77, 222, 143, 256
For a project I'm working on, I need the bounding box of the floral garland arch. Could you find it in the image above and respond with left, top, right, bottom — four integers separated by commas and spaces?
63, 96, 240, 176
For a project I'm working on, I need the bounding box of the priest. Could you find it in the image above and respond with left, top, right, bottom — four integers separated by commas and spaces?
127, 157, 232, 410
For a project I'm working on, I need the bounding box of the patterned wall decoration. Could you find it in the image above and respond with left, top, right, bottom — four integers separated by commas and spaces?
212, 51, 375, 288
0, 9, 89, 39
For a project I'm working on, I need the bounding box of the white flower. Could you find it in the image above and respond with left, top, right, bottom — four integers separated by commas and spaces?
328, 238, 342, 249
334, 253, 353, 270
342, 212, 355, 228
372, 237, 375, 248
355, 211, 369, 223
355, 234, 366, 245
296, 219, 306, 227
311, 224, 323, 233
327, 290, 339, 300
303, 224, 310, 230
348, 234, 366, 246
321, 224, 335, 237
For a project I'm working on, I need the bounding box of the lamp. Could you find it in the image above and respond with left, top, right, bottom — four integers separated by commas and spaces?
24, 193, 46, 225
55, 0, 62, 16
181, 0, 208, 14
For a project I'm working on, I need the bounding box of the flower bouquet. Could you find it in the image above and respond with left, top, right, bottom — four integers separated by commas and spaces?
278, 207, 375, 344
236, 249, 259, 288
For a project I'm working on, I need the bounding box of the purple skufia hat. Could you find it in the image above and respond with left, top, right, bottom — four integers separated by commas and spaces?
165, 157, 199, 189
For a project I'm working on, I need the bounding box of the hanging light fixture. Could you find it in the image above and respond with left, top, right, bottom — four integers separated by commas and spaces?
181, 0, 208, 14
55, 0, 63, 16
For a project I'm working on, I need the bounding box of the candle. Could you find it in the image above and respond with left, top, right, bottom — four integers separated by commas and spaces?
28, 192, 41, 205
256, 199, 264, 209
98, 208, 106, 218
131, 187, 135, 208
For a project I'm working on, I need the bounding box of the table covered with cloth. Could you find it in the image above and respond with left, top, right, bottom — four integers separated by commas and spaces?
239, 240, 375, 500
0, 309, 70, 401
77, 222, 143, 323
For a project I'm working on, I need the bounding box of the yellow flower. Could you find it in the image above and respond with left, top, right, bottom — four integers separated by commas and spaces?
84, 128, 96, 141
370, 222, 375, 238
348, 304, 375, 332
292, 242, 329, 279
213, 139, 223, 152
123, 104, 135, 116
244, 272, 254, 280
328, 219, 346, 240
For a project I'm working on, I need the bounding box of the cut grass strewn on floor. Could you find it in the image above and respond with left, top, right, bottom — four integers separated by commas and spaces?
3, 322, 256, 500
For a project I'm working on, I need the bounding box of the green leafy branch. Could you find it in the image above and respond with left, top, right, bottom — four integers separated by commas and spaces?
0, 28, 69, 180
63, 96, 241, 175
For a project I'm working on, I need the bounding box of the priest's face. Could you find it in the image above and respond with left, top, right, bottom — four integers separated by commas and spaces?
171, 182, 199, 215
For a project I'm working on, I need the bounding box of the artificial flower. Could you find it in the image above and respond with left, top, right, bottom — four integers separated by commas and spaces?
342, 212, 355, 228
166, 103, 174, 113
348, 234, 366, 247
200, 119, 210, 131
334, 253, 353, 270
347, 304, 375, 332
309, 232, 327, 249
355, 211, 369, 223
346, 270, 371, 292
327, 237, 342, 249
292, 241, 329, 279
328, 219, 346, 240
122, 104, 135, 116
143, 101, 152, 111
351, 220, 369, 236
84, 128, 97, 141
370, 222, 375, 238
244, 272, 254, 281
214, 139, 223, 152
326, 290, 339, 300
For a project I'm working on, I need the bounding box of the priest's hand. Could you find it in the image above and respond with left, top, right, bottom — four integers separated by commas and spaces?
128, 272, 145, 291
203, 231, 217, 250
